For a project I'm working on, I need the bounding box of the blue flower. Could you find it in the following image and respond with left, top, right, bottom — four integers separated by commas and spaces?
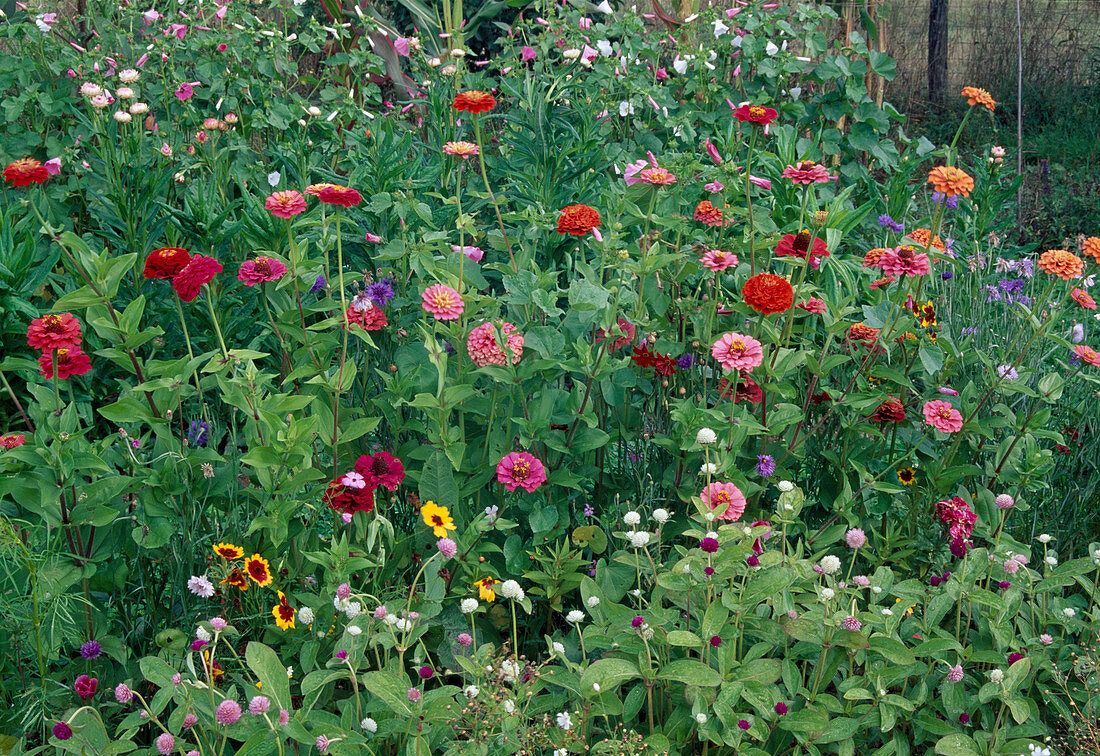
187, 419, 209, 447
755, 454, 776, 478
365, 279, 396, 307
309, 275, 325, 294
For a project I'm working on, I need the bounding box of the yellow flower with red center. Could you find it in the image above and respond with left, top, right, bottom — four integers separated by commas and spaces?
244, 554, 273, 587
213, 542, 244, 560
221, 568, 250, 591
421, 501, 456, 538
898, 468, 916, 486
272, 591, 296, 630
475, 577, 500, 602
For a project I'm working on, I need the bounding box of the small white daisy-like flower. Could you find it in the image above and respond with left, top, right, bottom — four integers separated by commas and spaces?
556, 711, 572, 730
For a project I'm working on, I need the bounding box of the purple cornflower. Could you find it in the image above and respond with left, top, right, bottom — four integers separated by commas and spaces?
877, 213, 903, 233
187, 419, 209, 447
309, 275, 325, 294
79, 640, 102, 659
984, 285, 1002, 303
755, 454, 775, 478
365, 279, 396, 307
941, 271, 953, 280
931, 191, 958, 208
676, 353, 695, 370
997, 365, 1018, 380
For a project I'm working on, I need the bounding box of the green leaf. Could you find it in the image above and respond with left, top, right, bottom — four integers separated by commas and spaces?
362, 670, 413, 715
869, 635, 915, 666
657, 659, 721, 687
245, 642, 292, 710
418, 450, 458, 511
919, 340, 944, 375
579, 658, 641, 697
667, 631, 704, 648
933, 733, 982, 756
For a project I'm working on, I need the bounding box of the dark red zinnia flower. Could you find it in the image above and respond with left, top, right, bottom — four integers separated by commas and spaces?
39, 348, 92, 379
870, 396, 905, 422
355, 451, 406, 491
742, 273, 794, 315
143, 247, 192, 279
317, 185, 361, 207
323, 479, 376, 514
172, 255, 223, 302
732, 103, 779, 126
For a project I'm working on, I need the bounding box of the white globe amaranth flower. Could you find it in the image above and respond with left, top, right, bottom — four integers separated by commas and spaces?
552, 642, 565, 655
695, 712, 707, 724
555, 750, 568, 756
652, 508, 670, 523
628, 531, 651, 549
989, 668, 1005, 684
460, 598, 478, 614
499, 660, 520, 682
566, 610, 585, 623
820, 588, 835, 601
1045, 556, 1058, 567
704, 512, 715, 522
499, 580, 525, 601
394, 617, 411, 632
344, 601, 361, 620
623, 511, 641, 527
820, 555, 842, 575
871, 586, 883, 594
1038, 533, 1052, 544
347, 625, 362, 636
641, 627, 654, 640
361, 717, 377, 733
586, 595, 600, 608
592, 682, 600, 692
777, 480, 794, 492
383, 613, 399, 626
463, 685, 479, 699
1063, 607, 1076, 618
881, 608, 893, 616
298, 607, 315, 625
195, 627, 211, 641
696, 427, 717, 445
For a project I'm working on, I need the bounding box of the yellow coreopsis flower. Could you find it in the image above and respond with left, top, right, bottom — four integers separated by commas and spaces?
272, 591, 296, 630
474, 577, 500, 602
421, 500, 456, 538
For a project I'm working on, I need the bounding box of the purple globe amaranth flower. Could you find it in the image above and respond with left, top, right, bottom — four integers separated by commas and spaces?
959, 713, 970, 724
677, 353, 695, 370
373, 605, 387, 620
336, 583, 351, 600
998, 580, 1011, 590
209, 617, 227, 631
704, 565, 716, 576
737, 719, 751, 730
709, 635, 721, 647
631, 616, 644, 628
53, 722, 73, 740
995, 494, 1015, 509
842, 616, 862, 631
1008, 652, 1025, 665
79, 640, 102, 659
947, 664, 964, 683
115, 683, 133, 703
156, 733, 175, 755
437, 538, 458, 559
335, 650, 348, 660
745, 555, 760, 567
316, 735, 331, 754
215, 699, 242, 725
700, 537, 719, 553
249, 695, 271, 715
775, 702, 788, 715
457, 632, 473, 647
1039, 633, 1053, 645
418, 666, 434, 679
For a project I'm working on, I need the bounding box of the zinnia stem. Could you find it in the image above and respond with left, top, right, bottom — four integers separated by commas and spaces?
472, 117, 517, 272
203, 285, 230, 361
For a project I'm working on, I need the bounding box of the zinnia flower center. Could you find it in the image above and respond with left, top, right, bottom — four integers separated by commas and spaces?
512, 460, 530, 478
714, 492, 731, 504
254, 257, 273, 276
371, 456, 389, 475
793, 231, 811, 253
938, 408, 952, 418
731, 339, 745, 351
43, 315, 64, 331
749, 106, 766, 118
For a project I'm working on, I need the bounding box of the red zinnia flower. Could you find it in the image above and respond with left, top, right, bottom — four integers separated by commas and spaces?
317, 185, 361, 207
719, 375, 763, 405
731, 103, 779, 126
39, 348, 92, 379
1, 433, 27, 450
870, 396, 905, 422
452, 90, 496, 114
323, 479, 376, 514
4, 158, 49, 187
172, 255, 223, 302
27, 312, 82, 351
595, 318, 636, 351
557, 204, 601, 236
355, 451, 406, 491
143, 247, 192, 279
345, 305, 388, 331
775, 231, 830, 269
742, 273, 794, 315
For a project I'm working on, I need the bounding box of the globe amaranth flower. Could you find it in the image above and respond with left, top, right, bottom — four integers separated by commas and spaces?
265, 190, 307, 218
452, 90, 496, 114
846, 528, 867, 549
172, 255, 223, 302
557, 204, 601, 237
927, 165, 974, 198
238, 256, 287, 286
39, 348, 92, 380
4, 157, 50, 187
699, 482, 747, 522
467, 321, 524, 366
115, 683, 133, 703
354, 451, 405, 490
216, 699, 242, 725
53, 722, 73, 740
437, 538, 458, 558
421, 284, 464, 320
742, 273, 794, 314
496, 451, 547, 493
712, 332, 764, 371
923, 400, 963, 433
27, 312, 82, 351
700, 536, 719, 553
842, 616, 862, 631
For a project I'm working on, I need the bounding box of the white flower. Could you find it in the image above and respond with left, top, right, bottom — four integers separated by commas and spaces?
267, 171, 281, 187
820, 588, 835, 601
566, 610, 585, 623
552, 641, 566, 655
586, 596, 600, 608
307, 105, 322, 116
500, 660, 520, 682
394, 617, 411, 632
196, 627, 212, 641
129, 102, 149, 115
298, 607, 315, 625
1039, 534, 1052, 544
623, 511, 641, 526
344, 601, 361, 620
1028, 745, 1052, 756
461, 598, 478, 614
820, 555, 842, 575
618, 101, 635, 117
563, 48, 581, 60
464, 685, 480, 699
1063, 607, 1076, 618
790, 86, 803, 100
592, 683, 600, 692
713, 19, 729, 37
1045, 556, 1058, 567
503, 699, 516, 713
286, 666, 294, 678
699, 462, 717, 475
117, 87, 134, 100
881, 608, 893, 616
641, 627, 654, 640
872, 586, 882, 594
361, 717, 377, 733
383, 613, 399, 626
499, 580, 525, 601
989, 668, 1005, 684
597, 39, 613, 57
554, 750, 567, 756
682, 564, 691, 573
652, 508, 670, 523
113, 111, 132, 123
347, 624, 362, 636
119, 69, 140, 83
629, 531, 651, 548
594, 0, 613, 12
704, 512, 715, 522
706, 531, 718, 540
695, 712, 707, 724
631, 589, 642, 597
696, 428, 717, 445
777, 480, 794, 492
765, 41, 780, 55
556, 712, 572, 730
674, 56, 691, 75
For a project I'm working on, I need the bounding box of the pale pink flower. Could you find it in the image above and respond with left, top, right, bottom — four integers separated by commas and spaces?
364, 232, 383, 243
922, 400, 963, 433
521, 46, 536, 62
421, 284, 464, 320
797, 297, 827, 314
946, 665, 964, 683
452, 245, 484, 262
748, 175, 771, 190
711, 332, 763, 371
700, 249, 738, 272
394, 38, 411, 56
443, 141, 480, 159
44, 158, 61, 176
622, 159, 649, 186
496, 451, 547, 493
699, 482, 747, 521
846, 528, 867, 549
467, 322, 524, 366
215, 699, 241, 725
175, 82, 194, 101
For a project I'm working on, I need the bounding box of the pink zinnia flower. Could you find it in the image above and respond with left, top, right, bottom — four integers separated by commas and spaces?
467, 321, 524, 366
711, 332, 763, 371
923, 400, 963, 433
699, 481, 747, 521
879, 246, 932, 277
421, 284, 464, 320
700, 249, 738, 272
622, 159, 649, 186
265, 190, 307, 218
496, 451, 547, 493
238, 256, 287, 286
639, 166, 676, 185
780, 161, 837, 184
797, 297, 826, 314
443, 141, 480, 159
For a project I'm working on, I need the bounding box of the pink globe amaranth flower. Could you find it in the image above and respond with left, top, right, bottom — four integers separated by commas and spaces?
1003, 559, 1020, 575
115, 683, 133, 703
278, 709, 289, 726
496, 451, 548, 493
1039, 633, 1053, 645
467, 321, 524, 366
238, 256, 287, 286
842, 616, 862, 631
457, 632, 473, 647
712, 332, 764, 371
947, 665, 964, 683
337, 583, 351, 600
879, 246, 932, 277
780, 161, 837, 185
215, 699, 242, 725
249, 695, 270, 715
172, 673, 182, 687
846, 528, 867, 549
316, 736, 330, 754
699, 482, 747, 522
852, 575, 870, 587
797, 297, 827, 314
700, 249, 738, 272
437, 538, 458, 558
209, 616, 227, 631
923, 400, 964, 433
374, 605, 387, 619
183, 712, 197, 728
156, 733, 175, 755
407, 688, 422, 702
995, 494, 1015, 509
421, 284, 464, 320
265, 190, 307, 218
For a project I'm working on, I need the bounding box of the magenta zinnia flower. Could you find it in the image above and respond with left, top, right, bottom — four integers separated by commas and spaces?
711, 332, 763, 371
699, 482, 747, 521
496, 451, 547, 493
172, 255, 223, 302
421, 284, 464, 320
922, 400, 963, 433
265, 190, 307, 218
238, 256, 287, 286
354, 451, 405, 490
467, 321, 524, 366
700, 249, 738, 272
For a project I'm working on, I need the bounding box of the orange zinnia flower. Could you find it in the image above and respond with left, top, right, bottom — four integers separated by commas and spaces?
927, 166, 974, 198
221, 568, 250, 591
557, 204, 601, 236
1083, 237, 1100, 263
452, 90, 496, 114
272, 591, 296, 630
960, 86, 996, 111
213, 542, 244, 560
244, 554, 273, 586
3, 158, 50, 187
863, 248, 887, 267
693, 200, 726, 227
1037, 249, 1084, 280
906, 228, 946, 252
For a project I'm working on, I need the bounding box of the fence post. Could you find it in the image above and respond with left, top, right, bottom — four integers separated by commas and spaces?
928, 0, 949, 104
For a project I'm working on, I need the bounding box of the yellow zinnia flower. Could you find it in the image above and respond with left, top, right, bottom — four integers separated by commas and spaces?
421, 500, 456, 538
